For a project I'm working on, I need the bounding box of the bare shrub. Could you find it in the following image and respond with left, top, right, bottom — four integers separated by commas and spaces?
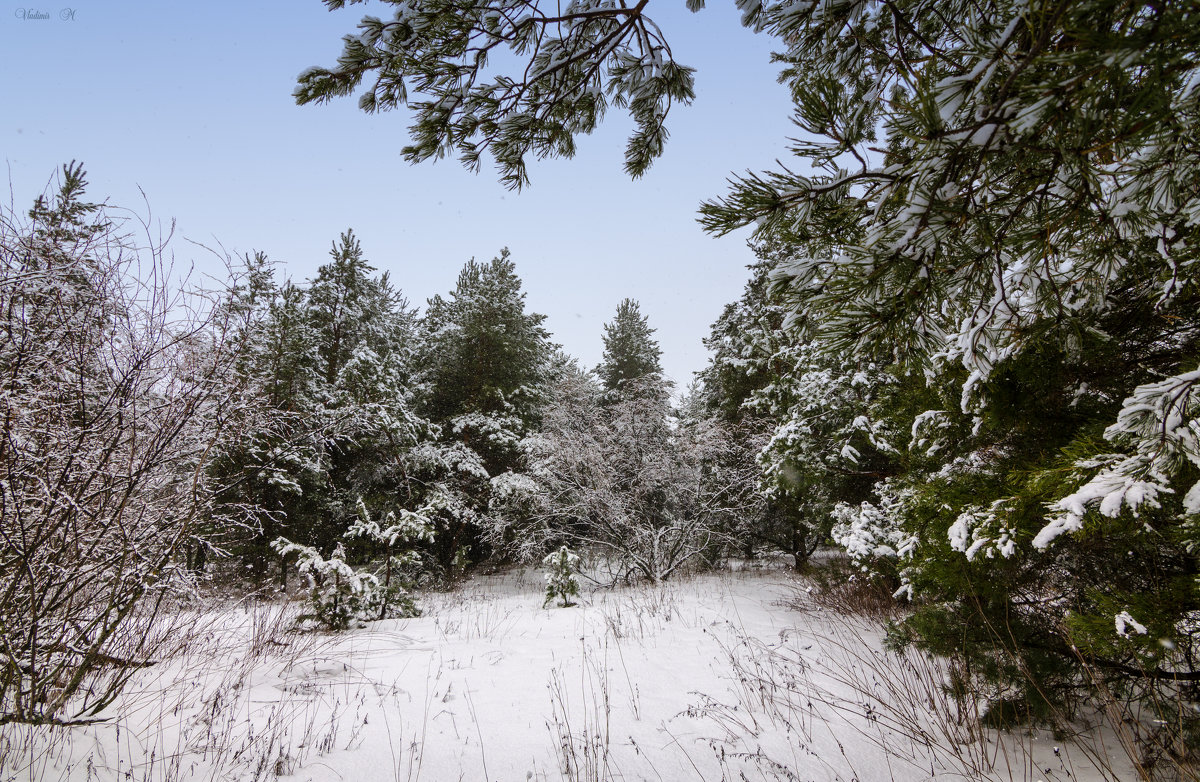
690, 574, 1160, 782
794, 551, 904, 622
1072, 651, 1200, 782
505, 373, 739, 584
0, 164, 258, 723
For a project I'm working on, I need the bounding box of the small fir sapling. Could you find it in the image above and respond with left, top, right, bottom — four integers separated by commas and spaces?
543, 545, 580, 608
345, 497, 434, 619
270, 539, 377, 630
272, 497, 435, 629
450, 546, 472, 581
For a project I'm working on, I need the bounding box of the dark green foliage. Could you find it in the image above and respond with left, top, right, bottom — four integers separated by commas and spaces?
861, 343, 1200, 730
694, 244, 912, 569
542, 545, 581, 608
413, 250, 554, 572
211, 230, 429, 583
596, 298, 663, 396
297, 0, 696, 188
420, 249, 552, 434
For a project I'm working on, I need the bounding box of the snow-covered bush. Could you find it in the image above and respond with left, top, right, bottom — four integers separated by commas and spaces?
543, 546, 580, 608
830, 477, 919, 600
345, 497, 433, 620
832, 499, 912, 568
271, 540, 379, 630
530, 373, 732, 583
0, 164, 260, 723
485, 470, 550, 563
273, 498, 433, 629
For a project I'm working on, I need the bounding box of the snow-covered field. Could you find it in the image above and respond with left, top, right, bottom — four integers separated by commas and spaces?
1, 567, 1136, 781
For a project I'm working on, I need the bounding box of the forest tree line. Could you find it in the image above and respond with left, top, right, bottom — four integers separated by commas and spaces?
4, 161, 1196, 748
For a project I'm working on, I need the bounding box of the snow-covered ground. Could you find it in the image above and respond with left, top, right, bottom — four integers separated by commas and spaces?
1, 566, 1137, 781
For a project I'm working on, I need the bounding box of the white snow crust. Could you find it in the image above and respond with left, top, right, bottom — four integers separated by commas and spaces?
1, 567, 1135, 782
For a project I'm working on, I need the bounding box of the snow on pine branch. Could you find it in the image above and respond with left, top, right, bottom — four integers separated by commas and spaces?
346, 497, 435, 548
1038, 366, 1200, 550
703, 0, 1200, 412
948, 499, 1018, 561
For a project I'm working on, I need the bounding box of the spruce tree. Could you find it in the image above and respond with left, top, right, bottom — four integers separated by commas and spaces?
415, 250, 554, 572
596, 298, 663, 398
421, 250, 552, 444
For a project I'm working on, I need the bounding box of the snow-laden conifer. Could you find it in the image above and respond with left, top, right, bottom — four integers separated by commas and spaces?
414, 250, 554, 574
273, 497, 433, 629
596, 298, 663, 397
542, 545, 580, 608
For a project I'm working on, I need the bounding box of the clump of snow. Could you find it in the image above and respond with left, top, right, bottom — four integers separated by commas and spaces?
950, 501, 1018, 560
1115, 610, 1148, 638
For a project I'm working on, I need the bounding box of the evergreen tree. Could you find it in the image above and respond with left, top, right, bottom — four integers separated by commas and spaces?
694, 0, 1200, 584
696, 245, 905, 568
596, 298, 663, 397
414, 250, 554, 572
696, 254, 782, 426
208, 266, 328, 578
542, 545, 581, 608
307, 230, 425, 537
421, 249, 552, 436
309, 230, 378, 385
213, 231, 429, 583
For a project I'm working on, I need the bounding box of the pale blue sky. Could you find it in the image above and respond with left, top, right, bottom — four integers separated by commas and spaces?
2, 1, 797, 387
